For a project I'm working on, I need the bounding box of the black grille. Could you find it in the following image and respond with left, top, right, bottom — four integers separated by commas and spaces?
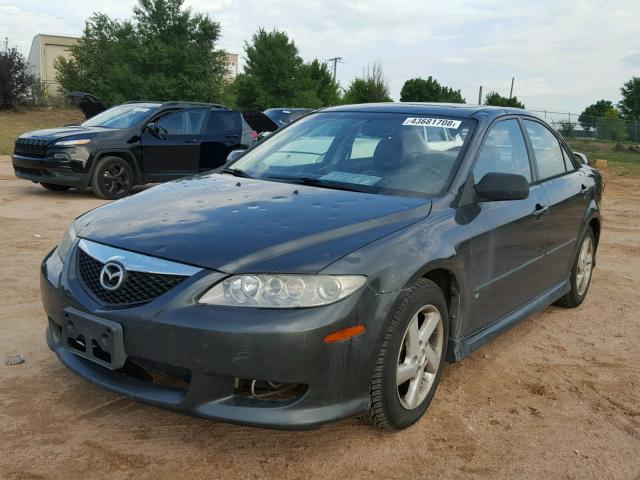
14, 138, 49, 157
77, 249, 187, 307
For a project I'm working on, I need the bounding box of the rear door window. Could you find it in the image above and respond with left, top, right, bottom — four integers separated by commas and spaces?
523, 120, 567, 180
206, 110, 241, 134
473, 119, 532, 183
156, 108, 207, 135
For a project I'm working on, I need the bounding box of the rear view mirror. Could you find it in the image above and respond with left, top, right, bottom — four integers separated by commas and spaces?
475, 173, 529, 201
226, 149, 245, 163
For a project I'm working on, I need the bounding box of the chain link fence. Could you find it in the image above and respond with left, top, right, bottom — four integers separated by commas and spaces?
530, 109, 640, 144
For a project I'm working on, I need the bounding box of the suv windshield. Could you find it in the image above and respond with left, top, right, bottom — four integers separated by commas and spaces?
230, 112, 475, 197
82, 103, 161, 129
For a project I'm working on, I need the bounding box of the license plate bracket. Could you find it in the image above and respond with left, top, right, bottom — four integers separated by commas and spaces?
61, 308, 126, 370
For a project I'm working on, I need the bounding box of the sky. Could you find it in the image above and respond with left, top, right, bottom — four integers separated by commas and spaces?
1, 0, 639, 117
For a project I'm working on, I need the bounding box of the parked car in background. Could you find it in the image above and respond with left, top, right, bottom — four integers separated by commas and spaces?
42, 103, 602, 430
263, 108, 313, 128
12, 93, 278, 199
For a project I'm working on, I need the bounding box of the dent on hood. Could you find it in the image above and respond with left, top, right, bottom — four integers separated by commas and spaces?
75, 174, 432, 273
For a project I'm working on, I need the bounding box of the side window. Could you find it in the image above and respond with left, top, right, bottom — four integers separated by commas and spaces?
156, 109, 207, 135
561, 146, 576, 171
473, 119, 532, 183
523, 120, 567, 180
206, 110, 241, 134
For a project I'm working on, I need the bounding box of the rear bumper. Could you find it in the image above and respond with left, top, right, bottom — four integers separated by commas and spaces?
12, 154, 91, 188
41, 247, 396, 429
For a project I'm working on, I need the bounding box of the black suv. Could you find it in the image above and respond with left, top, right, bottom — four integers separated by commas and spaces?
12, 93, 277, 199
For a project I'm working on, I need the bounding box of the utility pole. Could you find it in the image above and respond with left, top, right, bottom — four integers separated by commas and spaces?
478, 85, 483, 105
326, 57, 342, 82
509, 77, 514, 99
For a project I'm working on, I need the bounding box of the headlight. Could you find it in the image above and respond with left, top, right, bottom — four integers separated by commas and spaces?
57, 222, 77, 262
199, 274, 367, 308
54, 139, 91, 146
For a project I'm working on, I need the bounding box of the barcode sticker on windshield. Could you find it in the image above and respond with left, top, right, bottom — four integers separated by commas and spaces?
403, 117, 461, 128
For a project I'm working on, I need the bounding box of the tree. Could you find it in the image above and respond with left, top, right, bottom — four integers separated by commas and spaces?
618, 76, 640, 121
484, 91, 525, 109
56, 0, 228, 106
400, 76, 464, 103
234, 29, 302, 110
557, 120, 575, 138
578, 100, 614, 131
343, 63, 392, 104
298, 59, 341, 107
233, 30, 340, 110
0, 38, 33, 109
597, 107, 626, 142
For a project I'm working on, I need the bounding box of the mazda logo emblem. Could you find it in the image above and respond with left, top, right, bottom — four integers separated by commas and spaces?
100, 262, 126, 291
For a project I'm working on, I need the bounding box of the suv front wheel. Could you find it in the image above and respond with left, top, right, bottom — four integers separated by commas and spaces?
91, 156, 134, 200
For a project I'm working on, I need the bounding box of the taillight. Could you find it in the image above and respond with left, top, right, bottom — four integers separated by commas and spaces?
251, 130, 258, 140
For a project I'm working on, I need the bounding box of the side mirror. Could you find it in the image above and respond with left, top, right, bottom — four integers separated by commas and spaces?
145, 122, 166, 139
573, 151, 589, 165
474, 173, 529, 201
226, 149, 245, 163
257, 131, 274, 142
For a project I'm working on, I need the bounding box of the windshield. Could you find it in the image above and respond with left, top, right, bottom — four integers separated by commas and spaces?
82, 103, 161, 129
229, 112, 476, 197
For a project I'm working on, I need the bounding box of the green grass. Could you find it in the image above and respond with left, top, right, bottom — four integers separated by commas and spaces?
567, 139, 640, 175
0, 107, 84, 155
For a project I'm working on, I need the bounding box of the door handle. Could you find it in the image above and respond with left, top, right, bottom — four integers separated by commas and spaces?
580, 184, 589, 197
225, 134, 240, 139
183, 139, 199, 143
533, 204, 549, 218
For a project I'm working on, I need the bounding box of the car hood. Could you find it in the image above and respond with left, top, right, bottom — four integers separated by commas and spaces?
19, 126, 112, 142
76, 174, 432, 273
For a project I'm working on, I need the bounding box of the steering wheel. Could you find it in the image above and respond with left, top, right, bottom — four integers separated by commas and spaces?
404, 152, 442, 176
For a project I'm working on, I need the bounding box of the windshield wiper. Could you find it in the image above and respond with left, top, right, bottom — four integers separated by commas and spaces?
221, 167, 253, 179
264, 175, 369, 193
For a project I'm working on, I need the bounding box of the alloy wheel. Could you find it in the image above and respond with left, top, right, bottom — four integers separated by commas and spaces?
396, 304, 444, 410
102, 163, 131, 195
576, 236, 594, 296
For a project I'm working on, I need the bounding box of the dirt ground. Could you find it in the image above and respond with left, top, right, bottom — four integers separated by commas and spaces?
0, 157, 638, 480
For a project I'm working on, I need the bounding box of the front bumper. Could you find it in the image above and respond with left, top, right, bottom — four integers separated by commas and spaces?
41, 247, 396, 429
12, 152, 91, 188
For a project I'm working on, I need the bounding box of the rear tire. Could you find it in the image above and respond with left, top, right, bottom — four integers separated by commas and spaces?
40, 182, 70, 192
91, 156, 134, 200
364, 279, 448, 430
555, 227, 595, 308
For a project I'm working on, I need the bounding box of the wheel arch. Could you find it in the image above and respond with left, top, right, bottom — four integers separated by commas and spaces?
588, 216, 601, 248
91, 150, 143, 185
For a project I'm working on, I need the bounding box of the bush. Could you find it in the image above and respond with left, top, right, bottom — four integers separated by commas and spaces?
343, 63, 392, 104
0, 38, 33, 110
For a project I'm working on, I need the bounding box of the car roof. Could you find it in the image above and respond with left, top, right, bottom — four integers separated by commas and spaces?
264, 107, 312, 112
322, 102, 530, 119
123, 100, 229, 109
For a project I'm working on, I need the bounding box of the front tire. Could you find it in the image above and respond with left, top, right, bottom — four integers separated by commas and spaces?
365, 279, 448, 430
91, 156, 134, 200
40, 182, 70, 192
555, 227, 596, 308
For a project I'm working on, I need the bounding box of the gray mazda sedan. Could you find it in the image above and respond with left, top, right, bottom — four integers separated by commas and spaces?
41, 103, 603, 429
